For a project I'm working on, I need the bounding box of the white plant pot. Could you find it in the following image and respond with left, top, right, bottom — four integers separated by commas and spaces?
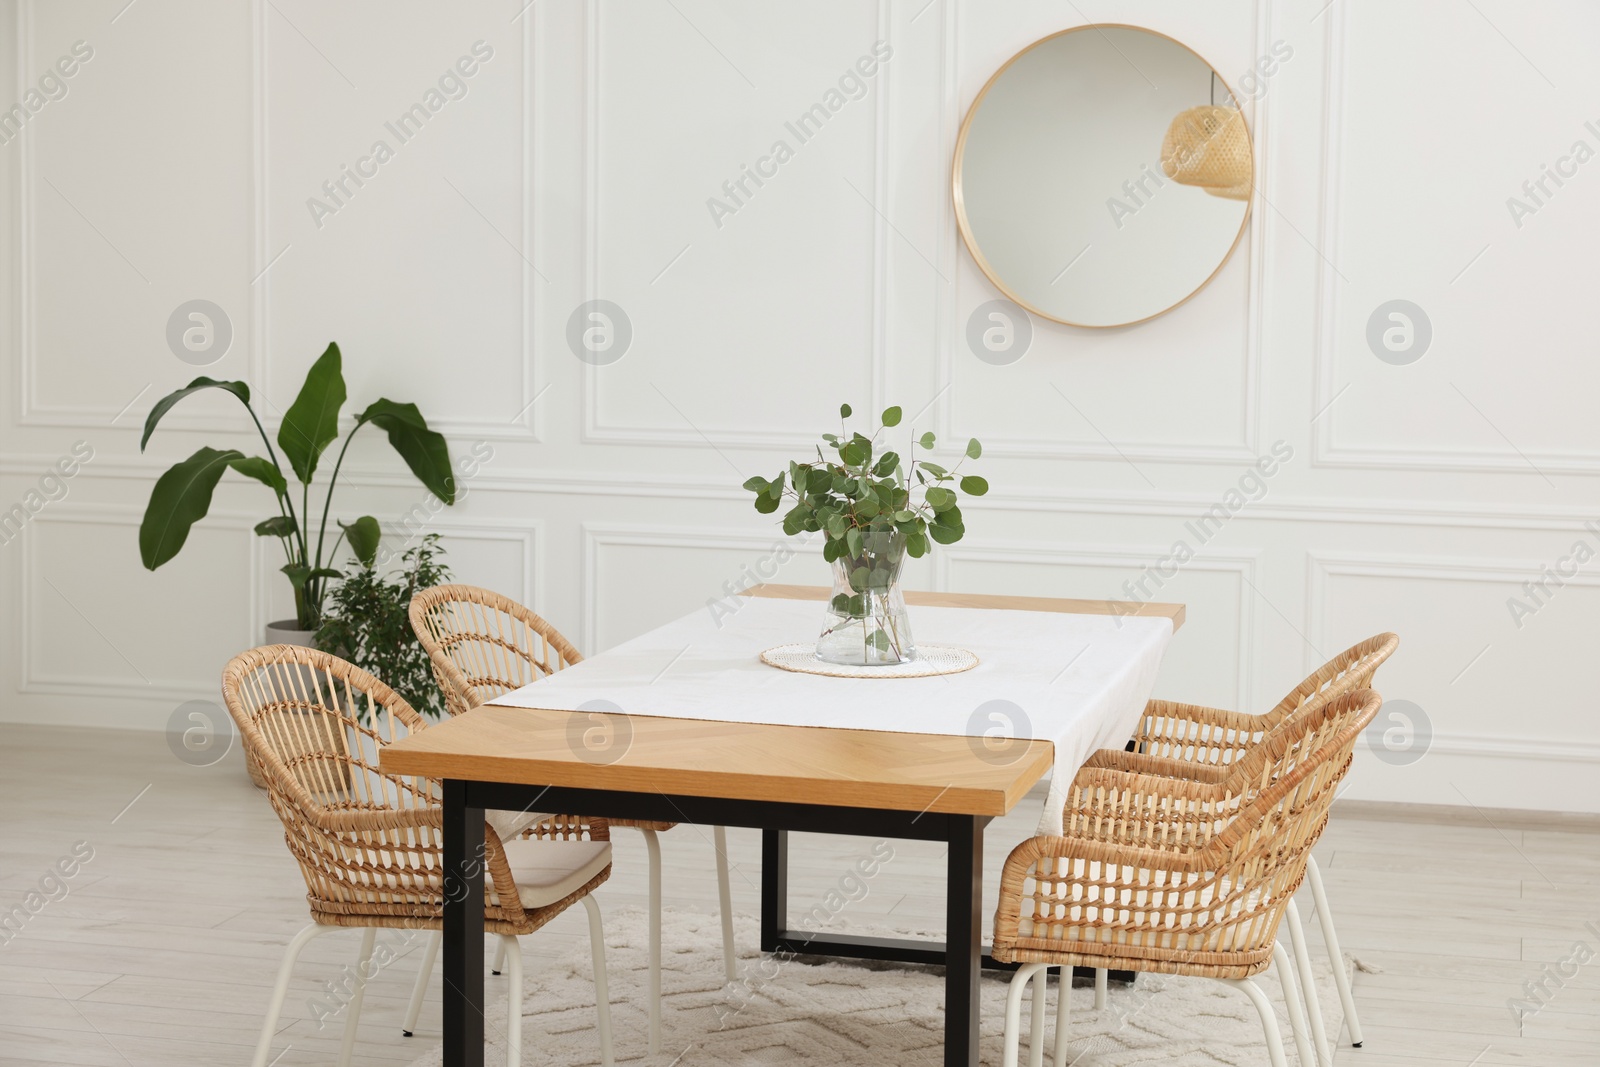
264, 619, 318, 647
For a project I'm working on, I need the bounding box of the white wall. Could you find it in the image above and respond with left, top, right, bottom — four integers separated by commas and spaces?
2, 0, 1596, 814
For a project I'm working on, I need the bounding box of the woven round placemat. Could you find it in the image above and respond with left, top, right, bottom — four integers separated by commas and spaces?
758, 644, 978, 679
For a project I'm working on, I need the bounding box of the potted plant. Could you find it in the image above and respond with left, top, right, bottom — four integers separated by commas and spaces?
137, 342, 456, 645
742, 403, 987, 665
315, 533, 452, 724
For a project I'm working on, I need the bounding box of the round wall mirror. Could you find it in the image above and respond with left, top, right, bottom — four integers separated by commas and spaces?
953, 25, 1253, 329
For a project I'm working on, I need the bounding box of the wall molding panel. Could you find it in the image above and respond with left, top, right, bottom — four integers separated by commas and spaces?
1310, 2, 1600, 475
578, 0, 889, 450
1306, 551, 1599, 767
17, 504, 264, 705
940, 540, 1259, 711
252, 0, 541, 443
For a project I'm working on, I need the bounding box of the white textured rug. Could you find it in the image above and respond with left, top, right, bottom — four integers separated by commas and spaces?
406, 910, 1347, 1066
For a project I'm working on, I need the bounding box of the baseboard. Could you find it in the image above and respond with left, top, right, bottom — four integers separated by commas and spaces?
1333, 798, 1600, 833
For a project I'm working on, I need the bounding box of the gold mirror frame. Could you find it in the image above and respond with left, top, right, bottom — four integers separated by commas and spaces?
952, 24, 1254, 330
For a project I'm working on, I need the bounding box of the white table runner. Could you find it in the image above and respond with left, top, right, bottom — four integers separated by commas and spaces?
487, 596, 1172, 836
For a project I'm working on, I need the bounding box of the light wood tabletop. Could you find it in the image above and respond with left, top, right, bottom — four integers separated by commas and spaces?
381, 704, 1053, 816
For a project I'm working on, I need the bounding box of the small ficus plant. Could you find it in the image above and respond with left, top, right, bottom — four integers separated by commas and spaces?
742, 403, 986, 658
315, 534, 452, 722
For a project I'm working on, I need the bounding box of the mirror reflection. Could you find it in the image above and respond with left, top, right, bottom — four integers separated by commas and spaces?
954, 25, 1254, 328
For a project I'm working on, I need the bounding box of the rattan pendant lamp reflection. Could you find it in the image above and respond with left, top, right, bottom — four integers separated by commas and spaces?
1160, 72, 1252, 200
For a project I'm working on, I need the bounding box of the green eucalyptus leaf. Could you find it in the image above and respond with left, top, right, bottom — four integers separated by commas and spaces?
826, 513, 847, 539
959, 475, 989, 496
873, 451, 899, 476
920, 461, 948, 478
925, 486, 955, 511
767, 472, 786, 500
141, 377, 252, 452
966, 437, 983, 460
928, 521, 964, 545
781, 503, 811, 536
842, 442, 865, 467
754, 493, 782, 515
277, 343, 347, 484
340, 516, 382, 567
919, 431, 935, 449
893, 509, 915, 522
846, 527, 863, 559
881, 406, 902, 427
742, 475, 769, 493
840, 403, 852, 419
139, 447, 245, 570
823, 538, 845, 562
906, 530, 928, 557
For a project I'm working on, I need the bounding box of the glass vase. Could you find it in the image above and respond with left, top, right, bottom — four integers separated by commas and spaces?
816, 527, 917, 666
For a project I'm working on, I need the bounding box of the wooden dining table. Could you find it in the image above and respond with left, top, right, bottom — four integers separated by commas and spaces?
380, 585, 1183, 1067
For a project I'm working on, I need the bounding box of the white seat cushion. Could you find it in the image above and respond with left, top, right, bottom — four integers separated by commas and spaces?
496, 838, 612, 909
486, 808, 552, 842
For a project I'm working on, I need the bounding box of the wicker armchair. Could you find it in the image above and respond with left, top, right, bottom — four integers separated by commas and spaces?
409, 583, 737, 1052
992, 688, 1383, 1067
1124, 633, 1397, 767
1080, 631, 1397, 1053
223, 645, 616, 1067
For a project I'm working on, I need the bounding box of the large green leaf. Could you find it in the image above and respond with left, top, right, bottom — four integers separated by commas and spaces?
254, 516, 298, 538
140, 377, 251, 451
228, 455, 287, 495
139, 447, 245, 569
277, 343, 347, 484
357, 398, 455, 503
282, 564, 343, 594
340, 516, 381, 567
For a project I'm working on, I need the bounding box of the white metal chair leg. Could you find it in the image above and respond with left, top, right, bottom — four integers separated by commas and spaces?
404, 930, 442, 1036
641, 827, 663, 1055
581, 895, 616, 1067
1307, 856, 1364, 1047
252, 923, 337, 1067
337, 927, 377, 1067
1053, 963, 1071, 1067
1028, 966, 1048, 1067
1272, 941, 1317, 1067
714, 824, 737, 982
1001, 963, 1048, 1067
1093, 967, 1108, 1010
1226, 976, 1290, 1067
500, 935, 523, 1067
492, 936, 507, 975
1287, 900, 1333, 1067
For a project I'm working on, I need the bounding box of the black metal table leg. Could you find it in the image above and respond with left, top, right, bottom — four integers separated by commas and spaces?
946, 815, 983, 1067
442, 780, 485, 1067
760, 829, 788, 954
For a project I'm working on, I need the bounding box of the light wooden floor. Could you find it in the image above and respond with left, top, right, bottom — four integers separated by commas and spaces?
1, 724, 1595, 1066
